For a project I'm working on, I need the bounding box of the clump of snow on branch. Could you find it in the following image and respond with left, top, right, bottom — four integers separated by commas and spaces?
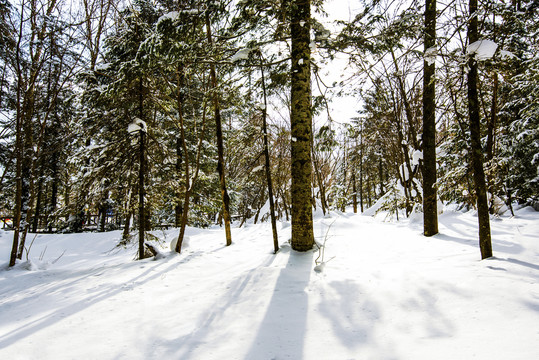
231, 48, 251, 62
157, 11, 180, 24
467, 39, 498, 61
127, 118, 147, 133
424, 46, 436, 66
412, 150, 423, 166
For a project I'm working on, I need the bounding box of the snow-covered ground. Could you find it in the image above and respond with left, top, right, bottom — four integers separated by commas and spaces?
1, 206, 538, 359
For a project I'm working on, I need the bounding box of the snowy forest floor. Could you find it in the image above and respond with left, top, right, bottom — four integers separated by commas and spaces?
1, 206, 538, 360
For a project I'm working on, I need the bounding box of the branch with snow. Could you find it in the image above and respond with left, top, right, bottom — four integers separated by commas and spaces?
127, 118, 147, 134
467, 39, 498, 61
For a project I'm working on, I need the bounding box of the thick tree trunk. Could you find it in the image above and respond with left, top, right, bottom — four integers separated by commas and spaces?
468, 0, 493, 259
290, 0, 314, 251
423, 0, 438, 236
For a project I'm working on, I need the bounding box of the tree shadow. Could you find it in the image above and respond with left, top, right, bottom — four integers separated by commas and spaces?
435, 232, 524, 255
243, 247, 314, 360
318, 280, 380, 348
0, 253, 184, 352
165, 253, 279, 360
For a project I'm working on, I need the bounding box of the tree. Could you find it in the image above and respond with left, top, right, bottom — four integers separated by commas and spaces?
205, 5, 232, 247
467, 0, 493, 259
422, 0, 438, 236
7, 0, 81, 265
290, 0, 314, 251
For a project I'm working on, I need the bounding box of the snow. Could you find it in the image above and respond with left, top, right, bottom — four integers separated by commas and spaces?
412, 149, 423, 166
1, 206, 538, 359
467, 39, 498, 61
500, 50, 517, 60
424, 46, 436, 66
157, 11, 180, 25
127, 118, 147, 133
94, 63, 111, 71
251, 164, 265, 173
231, 48, 251, 62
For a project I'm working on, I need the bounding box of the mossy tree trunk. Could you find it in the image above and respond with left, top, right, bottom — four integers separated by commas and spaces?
290, 0, 314, 251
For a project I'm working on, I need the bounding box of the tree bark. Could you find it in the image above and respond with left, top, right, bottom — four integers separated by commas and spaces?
290, 0, 314, 251
468, 0, 493, 259
423, 0, 438, 236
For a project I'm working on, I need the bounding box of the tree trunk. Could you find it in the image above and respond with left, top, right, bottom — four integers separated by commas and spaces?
486, 73, 498, 161
32, 174, 44, 233
137, 73, 146, 260
259, 58, 279, 253
468, 0, 493, 259
48, 150, 59, 232
423, 0, 438, 236
9, 24, 24, 265
206, 12, 232, 247
352, 170, 358, 213
174, 65, 207, 253
290, 0, 314, 251
175, 137, 183, 228
312, 153, 327, 215
138, 127, 146, 260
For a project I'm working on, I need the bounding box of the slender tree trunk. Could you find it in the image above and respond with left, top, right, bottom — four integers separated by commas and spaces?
9, 25, 24, 266
137, 75, 146, 260
290, 0, 314, 251
175, 66, 207, 253
352, 170, 358, 213
48, 150, 59, 232
468, 0, 493, 259
175, 66, 191, 253
175, 137, 183, 228
138, 128, 146, 260
312, 154, 327, 215
122, 187, 134, 241
32, 171, 44, 233
423, 0, 438, 236
359, 126, 364, 212
259, 59, 279, 253
205, 12, 232, 246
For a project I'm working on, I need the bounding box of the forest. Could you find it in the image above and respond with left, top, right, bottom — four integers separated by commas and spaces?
1, 0, 538, 265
